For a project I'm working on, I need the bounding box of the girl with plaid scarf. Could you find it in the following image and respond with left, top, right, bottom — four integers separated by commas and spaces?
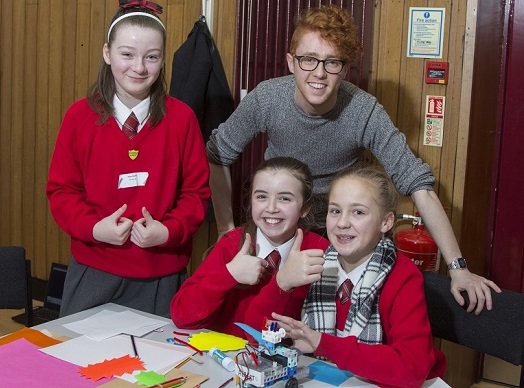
273, 165, 446, 387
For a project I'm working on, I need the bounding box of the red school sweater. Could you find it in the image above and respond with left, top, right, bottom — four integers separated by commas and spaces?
47, 97, 210, 278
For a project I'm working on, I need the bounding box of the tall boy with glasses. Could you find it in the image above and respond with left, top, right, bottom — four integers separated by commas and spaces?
206, 5, 500, 313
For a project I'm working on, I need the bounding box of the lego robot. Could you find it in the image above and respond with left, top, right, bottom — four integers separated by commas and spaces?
234, 320, 299, 388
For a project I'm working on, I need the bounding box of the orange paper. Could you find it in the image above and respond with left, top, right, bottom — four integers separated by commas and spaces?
79, 355, 145, 381
0, 327, 61, 347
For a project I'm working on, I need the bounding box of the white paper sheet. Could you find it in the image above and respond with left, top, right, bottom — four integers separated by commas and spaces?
62, 309, 166, 340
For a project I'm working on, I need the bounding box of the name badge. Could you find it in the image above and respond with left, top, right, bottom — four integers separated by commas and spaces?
118, 172, 149, 189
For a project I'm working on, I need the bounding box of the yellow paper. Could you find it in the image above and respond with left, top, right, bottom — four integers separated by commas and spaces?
188, 331, 247, 352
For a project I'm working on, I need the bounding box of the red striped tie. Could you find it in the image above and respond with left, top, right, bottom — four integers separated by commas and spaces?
264, 250, 281, 277
122, 112, 139, 139
338, 279, 353, 305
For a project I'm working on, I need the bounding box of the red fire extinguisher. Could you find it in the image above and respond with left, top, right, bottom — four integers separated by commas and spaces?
393, 213, 440, 272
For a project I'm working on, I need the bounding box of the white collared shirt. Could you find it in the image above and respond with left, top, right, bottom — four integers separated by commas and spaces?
337, 256, 371, 291
256, 228, 296, 269
113, 95, 150, 133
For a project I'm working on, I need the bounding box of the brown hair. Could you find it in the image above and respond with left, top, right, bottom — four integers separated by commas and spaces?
289, 5, 362, 64
241, 157, 315, 251
328, 164, 399, 220
87, 8, 167, 126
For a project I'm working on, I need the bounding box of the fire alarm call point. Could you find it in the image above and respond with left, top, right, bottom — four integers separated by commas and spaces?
425, 61, 448, 84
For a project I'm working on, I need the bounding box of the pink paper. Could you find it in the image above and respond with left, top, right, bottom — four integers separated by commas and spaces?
0, 338, 109, 386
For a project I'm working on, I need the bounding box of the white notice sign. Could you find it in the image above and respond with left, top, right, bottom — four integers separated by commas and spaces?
407, 8, 445, 58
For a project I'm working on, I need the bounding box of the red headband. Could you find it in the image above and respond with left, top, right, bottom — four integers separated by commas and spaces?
119, 0, 163, 14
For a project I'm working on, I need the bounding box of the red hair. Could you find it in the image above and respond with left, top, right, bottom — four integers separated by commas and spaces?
289, 5, 362, 64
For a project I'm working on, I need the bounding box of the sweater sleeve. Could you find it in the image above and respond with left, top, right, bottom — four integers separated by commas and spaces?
314, 264, 438, 388
170, 231, 239, 329
46, 101, 102, 242
356, 94, 435, 196
206, 83, 266, 166
161, 105, 211, 247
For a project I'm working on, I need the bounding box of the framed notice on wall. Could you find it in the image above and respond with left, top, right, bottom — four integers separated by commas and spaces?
407, 8, 445, 58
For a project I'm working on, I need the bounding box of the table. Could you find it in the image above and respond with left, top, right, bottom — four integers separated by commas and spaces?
35, 303, 450, 387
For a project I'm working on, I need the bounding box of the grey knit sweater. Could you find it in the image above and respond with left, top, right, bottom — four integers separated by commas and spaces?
207, 75, 434, 196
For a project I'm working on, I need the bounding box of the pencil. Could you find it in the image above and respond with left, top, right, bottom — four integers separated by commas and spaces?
189, 355, 204, 364
148, 376, 186, 388
130, 335, 139, 357
175, 357, 191, 369
172, 337, 203, 356
217, 377, 234, 388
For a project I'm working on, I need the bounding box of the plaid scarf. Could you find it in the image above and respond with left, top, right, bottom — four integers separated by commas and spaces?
302, 238, 396, 344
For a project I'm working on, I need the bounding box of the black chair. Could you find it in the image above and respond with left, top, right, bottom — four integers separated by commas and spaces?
0, 246, 33, 326
423, 271, 524, 385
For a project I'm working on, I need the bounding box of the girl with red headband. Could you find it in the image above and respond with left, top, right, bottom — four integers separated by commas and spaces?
47, 0, 210, 318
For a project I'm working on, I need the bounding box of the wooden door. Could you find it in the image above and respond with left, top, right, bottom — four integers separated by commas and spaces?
488, 0, 524, 293
462, 0, 524, 293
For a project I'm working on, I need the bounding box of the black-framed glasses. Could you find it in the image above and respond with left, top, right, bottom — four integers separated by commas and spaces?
294, 55, 346, 74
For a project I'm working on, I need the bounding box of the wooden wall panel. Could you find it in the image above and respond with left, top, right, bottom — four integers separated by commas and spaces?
370, 0, 470, 249
11, 1, 25, 246
371, 0, 412, 217
418, 0, 448, 198
35, 1, 52, 278
0, 0, 14, 248
22, 1, 38, 269
441, 0, 466, 231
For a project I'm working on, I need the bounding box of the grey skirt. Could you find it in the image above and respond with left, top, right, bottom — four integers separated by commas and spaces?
59, 257, 187, 319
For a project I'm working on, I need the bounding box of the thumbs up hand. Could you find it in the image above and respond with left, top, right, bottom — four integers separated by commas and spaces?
93, 204, 133, 245
226, 233, 266, 285
131, 207, 168, 248
276, 229, 325, 291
